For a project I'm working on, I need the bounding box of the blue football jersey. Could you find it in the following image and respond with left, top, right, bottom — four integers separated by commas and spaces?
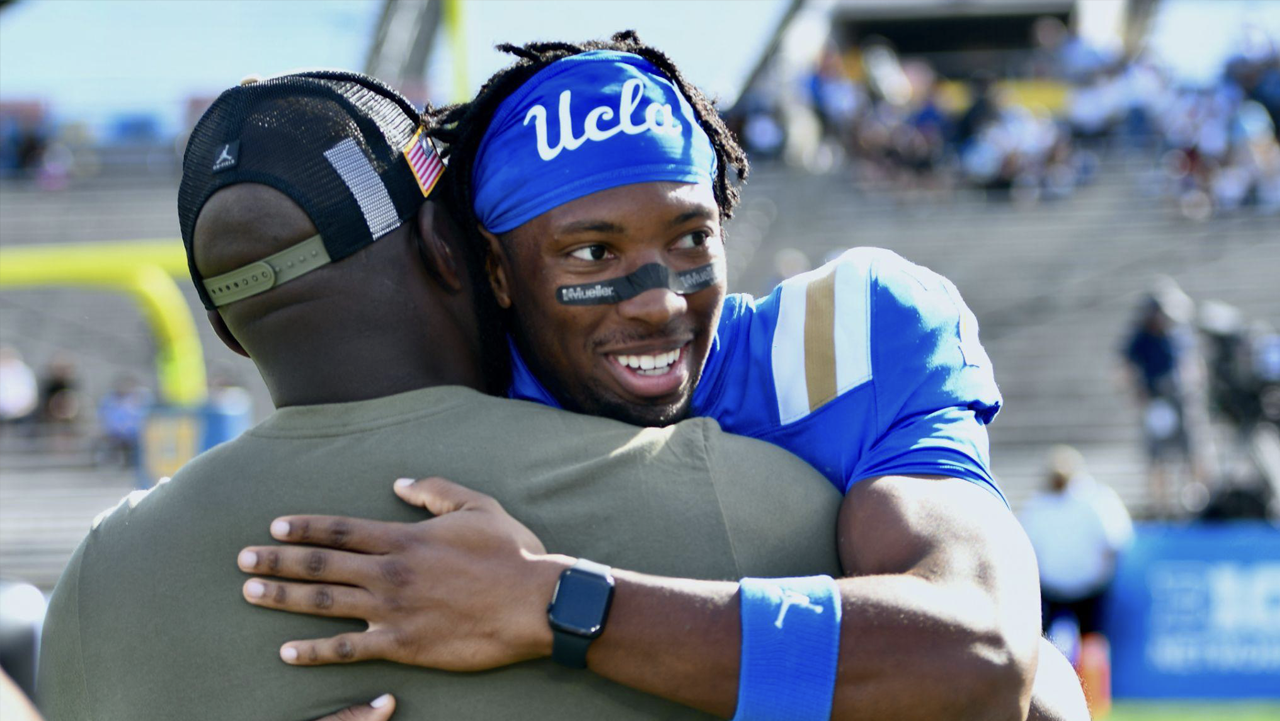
508, 247, 1005, 502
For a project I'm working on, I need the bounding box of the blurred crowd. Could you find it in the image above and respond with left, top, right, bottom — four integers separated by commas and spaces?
1064, 19, 1280, 219
732, 21, 1094, 200
5, 15, 1279, 221
1119, 280, 1280, 521
0, 345, 252, 477
0, 345, 151, 466
732, 16, 1280, 217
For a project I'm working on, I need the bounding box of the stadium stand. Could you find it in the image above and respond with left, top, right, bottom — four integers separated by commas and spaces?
1, 147, 1277, 588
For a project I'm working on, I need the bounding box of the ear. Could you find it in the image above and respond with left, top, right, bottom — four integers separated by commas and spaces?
207, 311, 250, 358
414, 201, 464, 293
480, 226, 513, 309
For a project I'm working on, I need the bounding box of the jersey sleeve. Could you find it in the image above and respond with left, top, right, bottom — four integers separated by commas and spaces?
695, 248, 1004, 501
852, 250, 1003, 498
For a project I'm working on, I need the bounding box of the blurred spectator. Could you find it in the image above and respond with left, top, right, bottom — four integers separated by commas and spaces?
1067, 66, 1127, 145
806, 46, 862, 145
1232, 25, 1280, 138
736, 88, 787, 161
0, 102, 49, 178
1121, 280, 1206, 517
909, 80, 951, 152
1018, 445, 1134, 645
1029, 16, 1112, 83
37, 356, 82, 441
15, 127, 46, 174
955, 75, 1000, 148
0, 578, 47, 707
0, 346, 38, 424
94, 375, 151, 467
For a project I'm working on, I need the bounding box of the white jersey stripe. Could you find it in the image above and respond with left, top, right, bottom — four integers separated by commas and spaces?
833, 252, 873, 395
773, 251, 876, 425
772, 272, 810, 425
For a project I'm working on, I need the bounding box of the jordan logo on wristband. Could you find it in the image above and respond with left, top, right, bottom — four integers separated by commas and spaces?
775, 589, 824, 628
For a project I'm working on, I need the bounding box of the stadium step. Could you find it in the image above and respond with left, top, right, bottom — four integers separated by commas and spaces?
0, 468, 135, 591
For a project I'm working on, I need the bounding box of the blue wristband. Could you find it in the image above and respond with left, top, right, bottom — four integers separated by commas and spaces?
732, 575, 841, 721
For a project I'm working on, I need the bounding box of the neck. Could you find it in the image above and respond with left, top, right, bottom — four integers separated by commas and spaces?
251, 318, 486, 409
263, 349, 480, 408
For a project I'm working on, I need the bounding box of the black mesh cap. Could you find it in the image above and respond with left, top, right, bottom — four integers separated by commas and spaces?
178, 70, 443, 309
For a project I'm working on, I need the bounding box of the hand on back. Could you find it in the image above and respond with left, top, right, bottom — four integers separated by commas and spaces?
237, 477, 571, 671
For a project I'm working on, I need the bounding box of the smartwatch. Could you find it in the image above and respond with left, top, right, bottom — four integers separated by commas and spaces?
546, 558, 615, 668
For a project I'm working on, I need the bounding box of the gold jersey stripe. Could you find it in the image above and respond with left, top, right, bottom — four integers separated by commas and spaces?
804, 268, 839, 412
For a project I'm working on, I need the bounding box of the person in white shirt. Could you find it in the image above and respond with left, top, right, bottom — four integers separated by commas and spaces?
1018, 445, 1134, 638
0, 346, 38, 423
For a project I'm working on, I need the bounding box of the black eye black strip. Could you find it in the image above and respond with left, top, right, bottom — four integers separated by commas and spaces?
557, 262, 721, 305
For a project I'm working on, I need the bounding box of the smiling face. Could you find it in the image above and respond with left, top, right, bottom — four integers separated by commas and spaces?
487, 181, 726, 427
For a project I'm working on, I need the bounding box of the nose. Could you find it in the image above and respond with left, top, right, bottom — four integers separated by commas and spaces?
617, 287, 687, 328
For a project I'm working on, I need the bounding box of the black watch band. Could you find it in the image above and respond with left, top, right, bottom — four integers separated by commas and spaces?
551, 628, 595, 669
547, 559, 615, 669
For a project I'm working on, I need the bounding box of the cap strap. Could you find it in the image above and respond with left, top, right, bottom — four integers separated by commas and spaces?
202, 234, 331, 307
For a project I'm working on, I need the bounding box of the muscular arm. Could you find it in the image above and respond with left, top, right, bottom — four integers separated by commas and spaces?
241, 476, 1082, 719
584, 475, 1041, 720
242, 475, 1045, 719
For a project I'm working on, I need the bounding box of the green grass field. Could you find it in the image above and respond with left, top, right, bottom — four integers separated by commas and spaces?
1108, 702, 1280, 720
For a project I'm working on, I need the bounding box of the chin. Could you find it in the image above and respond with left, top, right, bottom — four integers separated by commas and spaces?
594, 396, 691, 428
550, 373, 694, 428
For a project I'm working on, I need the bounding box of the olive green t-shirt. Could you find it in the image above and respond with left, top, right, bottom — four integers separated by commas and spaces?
39, 386, 841, 720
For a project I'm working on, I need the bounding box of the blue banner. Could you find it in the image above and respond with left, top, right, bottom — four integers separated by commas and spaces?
1105, 522, 1280, 699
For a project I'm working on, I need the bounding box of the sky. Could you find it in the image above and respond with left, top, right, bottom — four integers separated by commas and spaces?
1145, 0, 1280, 83
0, 0, 786, 136
1, 0, 1278, 137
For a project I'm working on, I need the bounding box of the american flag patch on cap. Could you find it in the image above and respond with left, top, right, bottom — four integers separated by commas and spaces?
403, 127, 444, 197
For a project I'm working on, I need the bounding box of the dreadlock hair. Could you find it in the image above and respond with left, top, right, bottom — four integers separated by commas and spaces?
423, 30, 749, 251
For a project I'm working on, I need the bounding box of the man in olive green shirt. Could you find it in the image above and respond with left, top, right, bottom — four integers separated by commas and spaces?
41, 389, 840, 720
37, 73, 840, 720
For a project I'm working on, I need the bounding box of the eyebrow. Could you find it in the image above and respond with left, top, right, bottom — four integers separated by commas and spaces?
668, 208, 715, 227
557, 208, 717, 235
557, 219, 627, 236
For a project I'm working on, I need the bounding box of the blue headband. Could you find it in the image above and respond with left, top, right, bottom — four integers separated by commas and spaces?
472, 50, 716, 234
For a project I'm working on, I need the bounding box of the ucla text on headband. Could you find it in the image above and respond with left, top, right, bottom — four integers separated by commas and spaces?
471, 50, 718, 235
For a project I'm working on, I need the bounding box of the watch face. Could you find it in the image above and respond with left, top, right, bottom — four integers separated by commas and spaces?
548, 569, 614, 637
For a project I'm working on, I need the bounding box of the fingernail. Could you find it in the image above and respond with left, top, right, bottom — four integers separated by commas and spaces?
395, 477, 415, 489
280, 646, 298, 663
245, 580, 266, 598
371, 694, 392, 708
237, 550, 258, 569
270, 519, 290, 538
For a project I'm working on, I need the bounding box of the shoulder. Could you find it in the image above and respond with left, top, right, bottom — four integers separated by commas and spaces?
81, 432, 258, 555
701, 417, 831, 490
860, 250, 1000, 424
729, 248, 884, 426
698, 419, 844, 578
764, 247, 988, 424
702, 247, 995, 428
